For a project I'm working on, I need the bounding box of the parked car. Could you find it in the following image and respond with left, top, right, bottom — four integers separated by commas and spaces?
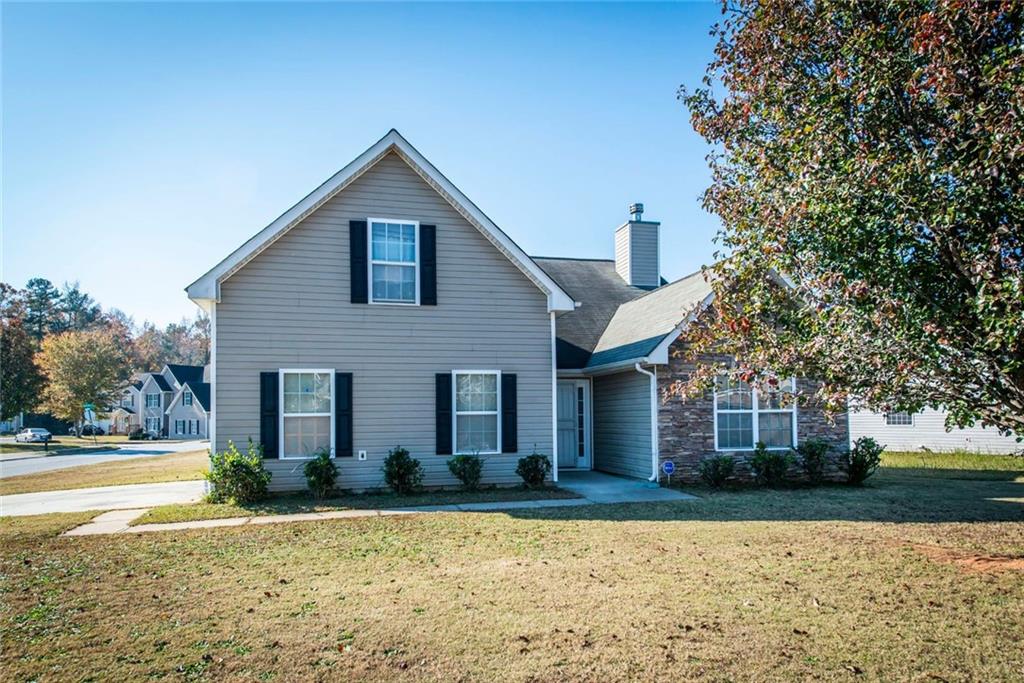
69, 425, 106, 436
15, 428, 52, 443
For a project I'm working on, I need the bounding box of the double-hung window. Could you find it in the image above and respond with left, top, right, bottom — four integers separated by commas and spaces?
183, 391, 193, 406
369, 219, 418, 304
715, 376, 797, 450
175, 419, 185, 435
453, 371, 500, 454
145, 393, 160, 408
280, 370, 333, 459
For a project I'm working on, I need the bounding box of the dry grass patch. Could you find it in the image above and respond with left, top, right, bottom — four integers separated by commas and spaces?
1, 468, 1022, 681
0, 449, 209, 495
134, 486, 579, 525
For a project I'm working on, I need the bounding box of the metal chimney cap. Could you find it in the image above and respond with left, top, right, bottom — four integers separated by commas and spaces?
629, 202, 644, 221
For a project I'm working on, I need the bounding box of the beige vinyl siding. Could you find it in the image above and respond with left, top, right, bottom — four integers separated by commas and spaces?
849, 408, 1021, 454
592, 370, 651, 479
215, 152, 553, 491
166, 397, 208, 439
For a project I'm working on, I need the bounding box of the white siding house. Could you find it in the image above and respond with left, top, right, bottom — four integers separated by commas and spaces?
849, 408, 1021, 454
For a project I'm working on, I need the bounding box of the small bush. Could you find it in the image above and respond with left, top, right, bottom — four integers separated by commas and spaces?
128, 428, 145, 441
796, 438, 831, 484
842, 437, 884, 485
382, 445, 422, 494
516, 451, 551, 488
750, 441, 793, 486
206, 438, 272, 504
303, 447, 338, 499
447, 453, 484, 491
699, 455, 735, 488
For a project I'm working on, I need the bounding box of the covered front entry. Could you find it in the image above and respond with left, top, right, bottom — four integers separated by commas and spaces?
556, 379, 591, 470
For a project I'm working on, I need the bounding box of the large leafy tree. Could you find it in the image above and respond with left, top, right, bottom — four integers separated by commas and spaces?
53, 281, 102, 332
0, 284, 44, 420
681, 0, 1023, 436
36, 329, 131, 425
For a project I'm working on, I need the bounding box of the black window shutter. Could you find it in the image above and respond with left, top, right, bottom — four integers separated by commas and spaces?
420, 224, 437, 306
350, 220, 368, 304
259, 372, 278, 459
435, 373, 452, 455
335, 372, 353, 457
501, 374, 518, 453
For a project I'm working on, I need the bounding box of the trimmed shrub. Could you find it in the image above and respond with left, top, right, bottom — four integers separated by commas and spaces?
516, 452, 551, 488
383, 445, 422, 495
750, 441, 793, 486
447, 453, 484, 491
206, 438, 272, 504
303, 447, 338, 499
699, 454, 735, 488
842, 437, 884, 485
795, 438, 831, 484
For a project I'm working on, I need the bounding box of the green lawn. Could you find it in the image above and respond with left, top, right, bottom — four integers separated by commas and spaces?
882, 449, 1023, 475
134, 486, 580, 525
1, 457, 1022, 681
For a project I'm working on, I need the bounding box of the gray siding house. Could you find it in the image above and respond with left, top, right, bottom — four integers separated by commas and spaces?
187, 130, 848, 491
130, 364, 209, 438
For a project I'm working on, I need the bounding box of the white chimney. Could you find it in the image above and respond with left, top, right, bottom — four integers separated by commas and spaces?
614, 202, 660, 289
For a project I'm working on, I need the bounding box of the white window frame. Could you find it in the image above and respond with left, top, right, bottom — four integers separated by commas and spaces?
146, 417, 161, 433
452, 369, 502, 455
174, 419, 184, 435
278, 369, 335, 460
885, 411, 914, 426
713, 377, 798, 451
368, 217, 420, 306
183, 391, 193, 406
145, 393, 160, 408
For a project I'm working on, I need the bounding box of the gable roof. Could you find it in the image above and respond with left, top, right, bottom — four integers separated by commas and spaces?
587, 270, 713, 370
165, 364, 205, 387
164, 381, 211, 414
186, 129, 575, 313
144, 373, 172, 392
534, 257, 650, 368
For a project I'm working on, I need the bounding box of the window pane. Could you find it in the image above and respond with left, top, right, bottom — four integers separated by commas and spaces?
372, 264, 415, 302
283, 372, 331, 415
386, 224, 401, 260
715, 376, 752, 410
456, 373, 498, 412
886, 412, 913, 426
759, 378, 795, 409
717, 412, 753, 449
758, 412, 793, 448
283, 415, 331, 457
371, 223, 386, 260
456, 414, 498, 453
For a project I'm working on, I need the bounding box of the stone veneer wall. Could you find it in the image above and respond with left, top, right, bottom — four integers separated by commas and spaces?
656, 340, 850, 484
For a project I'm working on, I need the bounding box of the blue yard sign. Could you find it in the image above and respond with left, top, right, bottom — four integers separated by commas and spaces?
661, 460, 676, 476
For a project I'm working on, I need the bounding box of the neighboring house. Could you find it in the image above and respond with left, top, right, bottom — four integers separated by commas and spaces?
850, 408, 1021, 454
186, 130, 847, 491
134, 364, 210, 438
110, 381, 143, 434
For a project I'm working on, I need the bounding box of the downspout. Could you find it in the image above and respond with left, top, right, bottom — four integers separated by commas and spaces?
634, 363, 659, 482
550, 312, 558, 483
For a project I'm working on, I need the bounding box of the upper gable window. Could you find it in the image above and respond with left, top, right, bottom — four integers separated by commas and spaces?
369, 219, 418, 304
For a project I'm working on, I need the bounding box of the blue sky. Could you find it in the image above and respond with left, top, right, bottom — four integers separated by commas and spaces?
2, 2, 722, 326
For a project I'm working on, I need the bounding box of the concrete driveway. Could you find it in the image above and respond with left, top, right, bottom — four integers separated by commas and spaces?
1, 480, 206, 516
0, 440, 207, 479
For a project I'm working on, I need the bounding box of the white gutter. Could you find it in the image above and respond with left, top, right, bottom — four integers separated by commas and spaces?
634, 363, 659, 482
550, 312, 559, 483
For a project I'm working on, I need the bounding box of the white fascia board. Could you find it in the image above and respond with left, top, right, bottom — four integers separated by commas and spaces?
185, 129, 576, 312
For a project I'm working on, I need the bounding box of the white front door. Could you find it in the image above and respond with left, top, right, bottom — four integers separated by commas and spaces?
556, 379, 591, 470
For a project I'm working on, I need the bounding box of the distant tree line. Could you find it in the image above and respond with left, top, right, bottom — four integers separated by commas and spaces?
0, 278, 209, 426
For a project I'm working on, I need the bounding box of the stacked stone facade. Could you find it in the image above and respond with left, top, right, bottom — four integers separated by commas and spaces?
656, 340, 849, 484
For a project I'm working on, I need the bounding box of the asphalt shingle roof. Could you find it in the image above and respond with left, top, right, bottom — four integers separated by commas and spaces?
149, 374, 172, 392
534, 257, 713, 370
166, 364, 205, 386
184, 382, 211, 412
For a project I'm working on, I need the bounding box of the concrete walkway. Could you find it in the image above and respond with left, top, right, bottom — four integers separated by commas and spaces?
557, 470, 695, 503
1, 480, 206, 517
0, 440, 206, 478
60, 471, 698, 536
